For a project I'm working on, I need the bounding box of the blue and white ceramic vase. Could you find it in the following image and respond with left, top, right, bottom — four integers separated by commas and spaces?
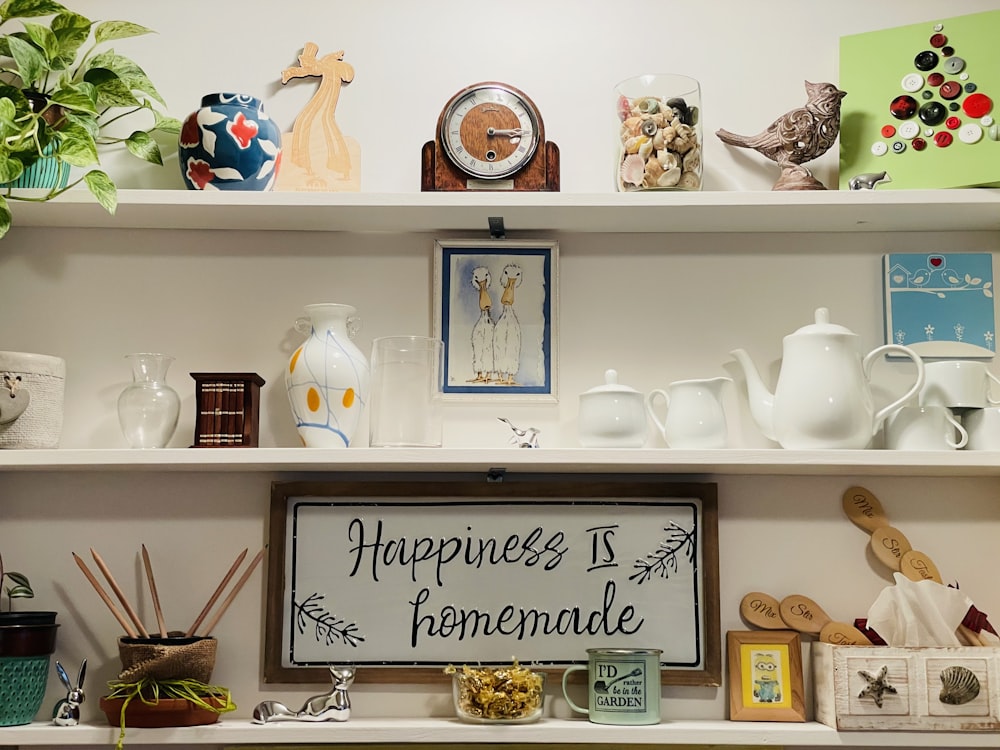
178, 93, 282, 191
286, 303, 370, 448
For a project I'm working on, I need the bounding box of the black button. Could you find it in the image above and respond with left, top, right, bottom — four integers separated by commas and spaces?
918, 101, 947, 126
914, 50, 939, 70
966, 82, 978, 93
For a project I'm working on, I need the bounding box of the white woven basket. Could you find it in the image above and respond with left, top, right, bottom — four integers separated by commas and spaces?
0, 351, 65, 449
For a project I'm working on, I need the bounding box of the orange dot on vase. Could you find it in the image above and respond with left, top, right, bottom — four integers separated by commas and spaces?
289, 347, 302, 373
307, 387, 321, 412
343, 388, 355, 408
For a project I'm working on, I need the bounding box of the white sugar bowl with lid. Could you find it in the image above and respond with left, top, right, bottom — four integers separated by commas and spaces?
578, 369, 648, 448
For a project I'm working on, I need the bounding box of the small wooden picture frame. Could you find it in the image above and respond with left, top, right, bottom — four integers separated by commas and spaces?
727, 630, 806, 722
190, 372, 265, 447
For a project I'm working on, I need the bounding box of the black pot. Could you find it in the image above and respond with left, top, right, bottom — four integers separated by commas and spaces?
0, 613, 59, 657
0, 611, 57, 627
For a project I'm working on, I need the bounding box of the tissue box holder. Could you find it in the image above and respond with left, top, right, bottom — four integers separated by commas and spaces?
813, 642, 1000, 731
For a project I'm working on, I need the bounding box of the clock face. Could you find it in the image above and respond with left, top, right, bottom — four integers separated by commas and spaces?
439, 83, 541, 179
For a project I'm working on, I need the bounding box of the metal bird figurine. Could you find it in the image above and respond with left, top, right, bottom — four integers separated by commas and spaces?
716, 81, 846, 191
848, 171, 892, 190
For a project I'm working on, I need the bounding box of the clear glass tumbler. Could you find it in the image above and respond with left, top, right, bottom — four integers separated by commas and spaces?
615, 74, 702, 191
369, 336, 443, 447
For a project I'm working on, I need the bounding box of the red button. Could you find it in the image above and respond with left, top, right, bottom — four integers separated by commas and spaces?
934, 131, 953, 147
881, 125, 897, 137
928, 72, 945, 87
946, 116, 961, 129
963, 93, 993, 118
940, 81, 962, 100
912, 137, 927, 151
930, 33, 947, 47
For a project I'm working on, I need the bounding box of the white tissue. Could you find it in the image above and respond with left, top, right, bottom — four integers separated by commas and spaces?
866, 573, 974, 647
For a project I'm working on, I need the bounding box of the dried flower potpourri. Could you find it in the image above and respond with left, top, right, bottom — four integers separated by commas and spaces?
446, 662, 545, 722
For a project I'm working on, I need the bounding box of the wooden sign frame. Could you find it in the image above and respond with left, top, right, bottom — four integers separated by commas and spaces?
264, 476, 720, 686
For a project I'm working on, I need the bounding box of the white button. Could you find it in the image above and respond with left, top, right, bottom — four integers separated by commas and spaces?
925, 128, 935, 136
871, 141, 888, 156
901, 73, 924, 92
934, 23, 944, 31
959, 124, 984, 144
899, 121, 920, 139
960, 73, 970, 81
982, 115, 994, 127
989, 123, 1000, 141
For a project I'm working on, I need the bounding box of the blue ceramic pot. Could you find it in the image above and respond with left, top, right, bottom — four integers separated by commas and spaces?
178, 93, 282, 191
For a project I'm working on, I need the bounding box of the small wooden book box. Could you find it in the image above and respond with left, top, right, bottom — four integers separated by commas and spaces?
190, 372, 265, 447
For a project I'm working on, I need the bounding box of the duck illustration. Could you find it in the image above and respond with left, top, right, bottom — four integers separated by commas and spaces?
469, 266, 494, 383
493, 264, 522, 385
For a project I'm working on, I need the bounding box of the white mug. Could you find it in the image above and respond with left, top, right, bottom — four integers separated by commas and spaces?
645, 377, 730, 449
962, 407, 1000, 450
920, 361, 1000, 409
885, 405, 967, 450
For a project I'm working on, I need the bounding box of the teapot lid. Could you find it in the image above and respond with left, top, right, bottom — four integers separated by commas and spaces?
582, 369, 641, 395
792, 307, 855, 336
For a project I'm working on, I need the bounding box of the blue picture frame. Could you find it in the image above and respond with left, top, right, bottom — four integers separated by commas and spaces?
433, 239, 558, 401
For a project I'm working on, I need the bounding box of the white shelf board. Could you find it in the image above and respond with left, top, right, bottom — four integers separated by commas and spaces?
7, 717, 1000, 747
10, 187, 1000, 234
2, 447, 1000, 476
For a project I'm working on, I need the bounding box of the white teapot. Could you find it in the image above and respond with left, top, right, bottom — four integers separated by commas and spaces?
729, 307, 924, 449
578, 369, 647, 448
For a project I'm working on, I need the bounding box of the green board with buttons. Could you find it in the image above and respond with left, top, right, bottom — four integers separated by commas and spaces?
839, 10, 1000, 190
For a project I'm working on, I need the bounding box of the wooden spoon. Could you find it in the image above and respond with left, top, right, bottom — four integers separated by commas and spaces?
819, 620, 874, 645
900, 549, 943, 584
842, 486, 888, 534
739, 592, 789, 630
870, 526, 913, 571
779, 594, 832, 635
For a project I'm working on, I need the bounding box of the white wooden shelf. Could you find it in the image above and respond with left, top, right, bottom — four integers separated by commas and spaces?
10, 187, 1000, 234
2, 447, 1000, 476
6, 717, 1000, 747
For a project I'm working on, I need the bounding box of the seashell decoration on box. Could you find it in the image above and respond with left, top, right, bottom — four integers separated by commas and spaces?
615, 74, 702, 191
813, 642, 1000, 731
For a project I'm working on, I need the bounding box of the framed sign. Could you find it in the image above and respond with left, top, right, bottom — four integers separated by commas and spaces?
264, 477, 720, 685
727, 630, 806, 722
432, 239, 557, 401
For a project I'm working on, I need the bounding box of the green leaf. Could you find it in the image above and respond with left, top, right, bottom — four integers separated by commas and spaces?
4, 571, 30, 588
0, 196, 10, 240
124, 129, 161, 165
6, 585, 34, 598
6, 34, 47, 88
152, 111, 181, 135
83, 67, 139, 108
0, 0, 68, 22
22, 21, 58, 61
50, 12, 91, 67
94, 20, 153, 44
48, 81, 97, 114
88, 51, 165, 106
53, 118, 97, 165
83, 169, 115, 214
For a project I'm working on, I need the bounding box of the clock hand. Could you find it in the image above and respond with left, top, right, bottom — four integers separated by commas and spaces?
486, 127, 532, 141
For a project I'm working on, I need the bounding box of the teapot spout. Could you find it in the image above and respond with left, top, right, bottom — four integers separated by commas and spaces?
729, 348, 777, 442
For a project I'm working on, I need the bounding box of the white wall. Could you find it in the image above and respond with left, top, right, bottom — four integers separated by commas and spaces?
2, 1, 1000, 746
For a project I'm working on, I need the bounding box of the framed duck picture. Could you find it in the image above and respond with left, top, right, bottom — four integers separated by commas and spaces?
432, 239, 558, 402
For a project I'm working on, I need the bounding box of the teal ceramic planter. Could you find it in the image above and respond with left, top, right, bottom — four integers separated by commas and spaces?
0, 654, 50, 725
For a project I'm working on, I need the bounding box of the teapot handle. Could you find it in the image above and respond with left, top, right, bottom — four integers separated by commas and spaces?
862, 344, 925, 435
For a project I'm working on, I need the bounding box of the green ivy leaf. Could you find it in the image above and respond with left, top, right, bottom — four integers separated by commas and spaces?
48, 82, 97, 114
88, 51, 165, 106
0, 0, 68, 22
6, 585, 34, 599
4, 571, 30, 588
152, 111, 181, 135
21, 21, 58, 61
83, 169, 115, 214
50, 11, 90, 67
0, 155, 26, 182
54, 118, 98, 166
0, 196, 10, 240
6, 34, 46, 88
93, 20, 153, 44
83, 67, 140, 108
124, 129, 161, 165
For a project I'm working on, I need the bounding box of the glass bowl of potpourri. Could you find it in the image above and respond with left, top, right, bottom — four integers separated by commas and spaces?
446, 661, 545, 723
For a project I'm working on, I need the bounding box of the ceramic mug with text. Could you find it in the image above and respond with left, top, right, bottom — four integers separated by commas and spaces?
920, 360, 1000, 409
561, 647, 662, 725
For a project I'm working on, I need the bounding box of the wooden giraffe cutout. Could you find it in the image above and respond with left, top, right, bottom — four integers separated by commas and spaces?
277, 43, 361, 192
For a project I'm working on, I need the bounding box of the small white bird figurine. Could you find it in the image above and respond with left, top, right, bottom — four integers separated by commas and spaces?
498, 417, 540, 448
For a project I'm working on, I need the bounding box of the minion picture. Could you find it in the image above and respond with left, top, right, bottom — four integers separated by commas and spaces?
740, 645, 793, 709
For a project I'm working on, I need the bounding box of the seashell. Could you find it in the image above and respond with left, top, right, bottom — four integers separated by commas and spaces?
652, 130, 666, 150
939, 665, 980, 705
616, 95, 632, 121
643, 156, 664, 183
657, 166, 681, 187
651, 113, 665, 127
671, 124, 697, 154
657, 150, 680, 171
636, 97, 660, 115
623, 116, 643, 136
625, 135, 649, 154
641, 119, 658, 137
677, 171, 701, 190
637, 138, 654, 161
683, 146, 702, 173
620, 153, 645, 188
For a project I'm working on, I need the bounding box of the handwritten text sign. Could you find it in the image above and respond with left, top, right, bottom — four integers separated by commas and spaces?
265, 478, 720, 685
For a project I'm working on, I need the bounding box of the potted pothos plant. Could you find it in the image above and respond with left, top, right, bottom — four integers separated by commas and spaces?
0, 0, 181, 238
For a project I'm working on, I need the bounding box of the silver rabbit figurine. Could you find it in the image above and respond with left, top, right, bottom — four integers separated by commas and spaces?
52, 659, 86, 726
252, 665, 355, 723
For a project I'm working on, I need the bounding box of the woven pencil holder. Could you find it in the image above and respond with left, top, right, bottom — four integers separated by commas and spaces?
117, 636, 217, 684
0, 351, 65, 449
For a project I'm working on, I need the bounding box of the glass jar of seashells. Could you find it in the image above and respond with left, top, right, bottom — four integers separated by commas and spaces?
615, 74, 702, 191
